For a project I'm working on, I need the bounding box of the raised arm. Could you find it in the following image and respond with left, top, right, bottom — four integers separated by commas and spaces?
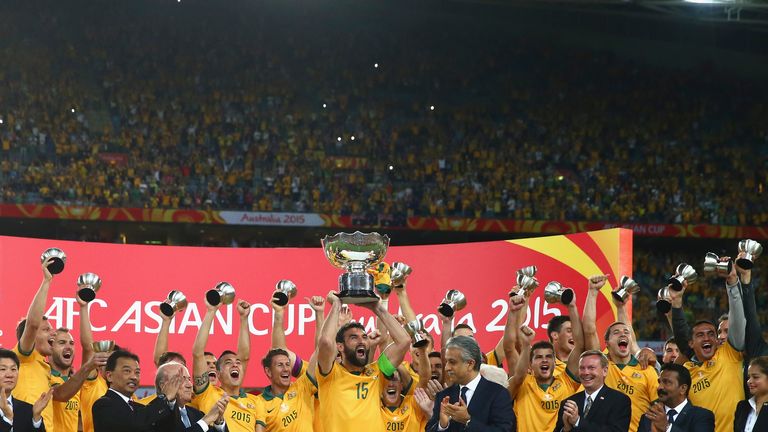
363, 300, 411, 368
308, 296, 326, 349
394, 282, 418, 323
669, 282, 693, 364
153, 310, 173, 367
724, 257, 746, 351
503, 294, 526, 377
613, 291, 640, 354
19, 259, 55, 354
53, 352, 109, 401
78, 297, 96, 373
564, 292, 585, 378
413, 345, 430, 389
271, 299, 298, 367
739, 252, 767, 360
507, 296, 532, 399
236, 300, 252, 379
582, 275, 608, 351
192, 300, 219, 393
317, 291, 342, 375
439, 311, 452, 360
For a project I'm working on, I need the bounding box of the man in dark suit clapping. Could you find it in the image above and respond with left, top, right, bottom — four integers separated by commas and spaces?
92, 350, 179, 432
553, 350, 631, 432
425, 335, 515, 431
0, 349, 52, 432
639, 363, 714, 432
152, 362, 228, 432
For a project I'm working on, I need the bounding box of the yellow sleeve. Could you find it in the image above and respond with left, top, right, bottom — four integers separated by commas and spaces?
189, 383, 216, 411
720, 341, 744, 362
254, 396, 267, 428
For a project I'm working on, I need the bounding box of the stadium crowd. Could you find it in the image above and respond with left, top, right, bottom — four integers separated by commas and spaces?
1, 1, 768, 226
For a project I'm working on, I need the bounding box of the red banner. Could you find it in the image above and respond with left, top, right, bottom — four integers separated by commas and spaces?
0, 230, 631, 386
0, 203, 765, 239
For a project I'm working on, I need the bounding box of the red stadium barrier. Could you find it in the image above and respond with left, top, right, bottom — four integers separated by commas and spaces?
0, 203, 765, 238
0, 229, 631, 386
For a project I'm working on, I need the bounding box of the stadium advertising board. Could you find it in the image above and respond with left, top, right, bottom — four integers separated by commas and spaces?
0, 229, 631, 386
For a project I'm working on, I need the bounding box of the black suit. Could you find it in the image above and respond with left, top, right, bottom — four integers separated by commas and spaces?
734, 399, 768, 432
426, 375, 515, 432
154, 404, 216, 432
0, 397, 46, 432
92, 389, 173, 432
553, 385, 631, 432
637, 400, 714, 432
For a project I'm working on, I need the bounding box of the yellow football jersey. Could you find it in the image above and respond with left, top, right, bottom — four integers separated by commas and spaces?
80, 374, 108, 432
313, 395, 324, 432
136, 393, 157, 405
190, 384, 261, 432
486, 349, 503, 368
12, 344, 55, 432
380, 395, 426, 432
316, 362, 387, 432
605, 356, 659, 432
514, 370, 580, 432
50, 369, 79, 432
255, 373, 317, 431
685, 342, 744, 432
553, 357, 566, 377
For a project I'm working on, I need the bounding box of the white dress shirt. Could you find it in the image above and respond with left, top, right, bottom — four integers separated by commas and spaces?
437, 372, 482, 430
665, 399, 688, 432
1, 394, 44, 429
745, 397, 759, 432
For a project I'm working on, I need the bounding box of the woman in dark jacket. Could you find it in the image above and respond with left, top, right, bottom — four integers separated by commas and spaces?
734, 356, 768, 432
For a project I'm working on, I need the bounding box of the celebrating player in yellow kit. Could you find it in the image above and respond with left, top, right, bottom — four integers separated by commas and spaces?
316, 291, 411, 432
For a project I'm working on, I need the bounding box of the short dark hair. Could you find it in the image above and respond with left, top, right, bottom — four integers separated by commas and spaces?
428, 351, 442, 360
692, 320, 717, 332
158, 352, 186, 366
664, 338, 677, 349
106, 350, 140, 372
718, 314, 729, 324
660, 362, 692, 395
216, 350, 238, 371
452, 323, 474, 336
749, 356, 768, 376
0, 348, 20, 367
336, 322, 366, 344
603, 321, 628, 342
15, 317, 49, 342
203, 351, 216, 358
261, 348, 290, 369
547, 315, 570, 342
530, 341, 555, 360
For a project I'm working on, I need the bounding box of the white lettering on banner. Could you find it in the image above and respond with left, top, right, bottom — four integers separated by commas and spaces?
112, 301, 142, 332
521, 296, 562, 328
357, 316, 377, 333
144, 301, 163, 333
214, 306, 232, 335
45, 297, 80, 330
88, 299, 108, 331
298, 304, 314, 336
249, 304, 269, 336
485, 299, 507, 332
420, 314, 440, 335
456, 314, 476, 332
177, 304, 202, 334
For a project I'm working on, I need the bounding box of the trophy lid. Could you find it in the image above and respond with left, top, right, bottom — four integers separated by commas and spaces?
322, 231, 390, 270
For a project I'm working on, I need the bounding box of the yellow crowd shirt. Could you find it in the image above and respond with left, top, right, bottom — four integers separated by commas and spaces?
80, 374, 108, 432
12, 344, 55, 432
514, 369, 580, 432
684, 342, 744, 432
316, 362, 388, 432
50, 369, 80, 432
605, 356, 659, 432
190, 385, 261, 432
254, 373, 317, 431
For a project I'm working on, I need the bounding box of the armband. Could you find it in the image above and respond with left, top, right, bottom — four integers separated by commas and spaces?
377, 353, 397, 378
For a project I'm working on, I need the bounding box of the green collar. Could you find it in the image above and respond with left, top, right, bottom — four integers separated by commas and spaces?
229, 389, 248, 399
260, 386, 283, 401
51, 368, 71, 381
538, 383, 551, 391
614, 355, 639, 370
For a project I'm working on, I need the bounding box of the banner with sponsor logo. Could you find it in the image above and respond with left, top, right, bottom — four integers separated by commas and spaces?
0, 229, 631, 386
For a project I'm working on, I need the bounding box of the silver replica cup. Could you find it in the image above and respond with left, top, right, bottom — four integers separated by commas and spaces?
206, 282, 236, 306
612, 276, 639, 303
41, 248, 67, 275
667, 263, 698, 291
322, 231, 390, 304
390, 262, 413, 288
92, 340, 115, 353
76, 272, 102, 303
512, 272, 539, 298
160, 290, 188, 317
518, 265, 537, 278
656, 288, 672, 314
737, 239, 763, 270
404, 319, 429, 348
273, 280, 298, 306
438, 290, 467, 317
544, 281, 574, 305
703, 252, 733, 278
